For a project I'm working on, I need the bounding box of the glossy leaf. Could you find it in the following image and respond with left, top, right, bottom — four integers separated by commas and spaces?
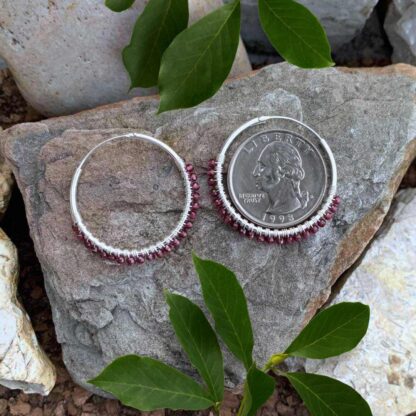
123, 0, 188, 88
240, 366, 275, 416
105, 0, 135, 12
284, 302, 370, 359
89, 355, 213, 411
158, 0, 241, 112
166, 292, 224, 403
258, 0, 334, 68
192, 254, 253, 370
286, 372, 372, 416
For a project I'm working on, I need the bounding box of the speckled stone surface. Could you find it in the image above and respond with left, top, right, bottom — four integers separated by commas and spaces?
1, 63, 416, 394
306, 188, 416, 416
385, 0, 416, 65
0, 0, 251, 117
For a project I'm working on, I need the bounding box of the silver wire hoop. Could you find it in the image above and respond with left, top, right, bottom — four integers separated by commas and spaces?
70, 133, 200, 264
208, 116, 340, 243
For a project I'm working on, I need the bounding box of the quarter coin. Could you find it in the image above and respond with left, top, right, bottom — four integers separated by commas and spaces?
227, 129, 328, 229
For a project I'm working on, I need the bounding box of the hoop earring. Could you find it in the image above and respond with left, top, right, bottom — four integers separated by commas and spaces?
207, 116, 340, 244
70, 133, 200, 264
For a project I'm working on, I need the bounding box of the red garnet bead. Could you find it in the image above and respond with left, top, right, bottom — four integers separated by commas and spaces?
207, 169, 215, 177
257, 234, 265, 242
156, 250, 164, 259
301, 229, 310, 239
310, 224, 319, 234
214, 199, 222, 207
171, 239, 180, 248
178, 230, 188, 239
192, 202, 200, 210
294, 234, 302, 242
239, 227, 246, 236
224, 215, 232, 224
135, 256, 145, 264
324, 212, 333, 221
192, 192, 201, 201
276, 238, 284, 245
164, 245, 172, 254
329, 205, 337, 213
211, 189, 218, 197
190, 173, 198, 182
192, 182, 200, 191
267, 236, 275, 244
247, 231, 255, 240
286, 236, 294, 244
116, 256, 125, 264
126, 257, 135, 265
208, 178, 216, 186
333, 195, 341, 205
318, 219, 327, 227
208, 159, 216, 168
184, 221, 193, 229
188, 211, 197, 220
185, 163, 194, 172
146, 253, 155, 261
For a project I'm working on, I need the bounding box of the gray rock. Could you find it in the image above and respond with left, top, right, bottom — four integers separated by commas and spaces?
0, 59, 6, 70
305, 188, 416, 416
0, 0, 251, 117
2, 63, 416, 395
385, 0, 416, 65
239, 0, 378, 56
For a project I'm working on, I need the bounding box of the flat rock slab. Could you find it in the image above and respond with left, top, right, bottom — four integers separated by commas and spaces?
2, 63, 416, 393
306, 188, 416, 416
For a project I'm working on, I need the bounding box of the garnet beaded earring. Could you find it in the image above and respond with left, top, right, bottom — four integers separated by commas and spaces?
70, 133, 200, 264
207, 116, 340, 244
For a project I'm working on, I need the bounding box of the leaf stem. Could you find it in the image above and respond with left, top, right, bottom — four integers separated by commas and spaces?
262, 353, 289, 372
236, 392, 247, 416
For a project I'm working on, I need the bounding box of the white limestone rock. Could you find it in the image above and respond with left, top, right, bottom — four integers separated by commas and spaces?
239, 0, 379, 55
0, 228, 56, 395
306, 189, 416, 416
0, 0, 251, 117
385, 0, 416, 65
0, 157, 13, 219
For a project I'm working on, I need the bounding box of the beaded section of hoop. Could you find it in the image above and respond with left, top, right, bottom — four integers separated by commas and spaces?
70, 133, 199, 264
209, 116, 340, 243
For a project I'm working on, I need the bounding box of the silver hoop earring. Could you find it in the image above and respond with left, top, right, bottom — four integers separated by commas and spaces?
70, 133, 200, 264
207, 116, 340, 244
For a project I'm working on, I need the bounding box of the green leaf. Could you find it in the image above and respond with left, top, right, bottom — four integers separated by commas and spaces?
285, 302, 370, 359
166, 292, 224, 403
105, 0, 135, 12
158, 0, 241, 113
258, 0, 334, 68
192, 254, 254, 370
89, 355, 213, 411
240, 366, 275, 416
122, 0, 188, 88
285, 372, 372, 416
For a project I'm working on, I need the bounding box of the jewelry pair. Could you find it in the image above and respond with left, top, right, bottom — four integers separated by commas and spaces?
70, 117, 340, 265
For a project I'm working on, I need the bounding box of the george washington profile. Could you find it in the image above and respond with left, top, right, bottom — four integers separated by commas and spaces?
252, 141, 310, 215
